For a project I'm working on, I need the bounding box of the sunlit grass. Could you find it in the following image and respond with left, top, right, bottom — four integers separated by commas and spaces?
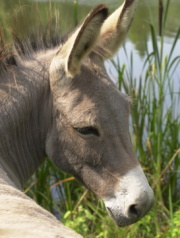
25, 0, 180, 237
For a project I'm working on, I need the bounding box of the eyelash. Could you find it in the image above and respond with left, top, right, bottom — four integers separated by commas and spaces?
74, 126, 100, 137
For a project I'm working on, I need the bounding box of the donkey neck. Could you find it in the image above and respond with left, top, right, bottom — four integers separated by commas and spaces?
0, 52, 53, 189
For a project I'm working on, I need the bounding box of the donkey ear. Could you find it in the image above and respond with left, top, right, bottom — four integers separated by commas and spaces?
96, 0, 137, 59
56, 5, 108, 77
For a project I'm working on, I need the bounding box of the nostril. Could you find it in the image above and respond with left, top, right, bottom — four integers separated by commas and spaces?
106, 207, 114, 218
107, 207, 112, 215
128, 204, 141, 219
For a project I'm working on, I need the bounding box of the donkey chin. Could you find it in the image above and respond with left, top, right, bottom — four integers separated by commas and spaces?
103, 165, 154, 227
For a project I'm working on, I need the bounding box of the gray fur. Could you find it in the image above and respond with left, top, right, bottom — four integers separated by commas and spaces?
0, 1, 154, 237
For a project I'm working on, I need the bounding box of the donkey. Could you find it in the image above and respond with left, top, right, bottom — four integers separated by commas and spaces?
0, 0, 154, 237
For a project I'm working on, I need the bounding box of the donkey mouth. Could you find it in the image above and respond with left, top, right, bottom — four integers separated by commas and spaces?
106, 206, 142, 227
106, 207, 138, 227
105, 194, 154, 227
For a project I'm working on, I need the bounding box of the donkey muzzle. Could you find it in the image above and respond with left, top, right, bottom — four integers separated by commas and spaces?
103, 165, 154, 226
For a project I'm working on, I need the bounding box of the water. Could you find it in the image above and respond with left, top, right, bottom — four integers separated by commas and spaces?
1, 0, 179, 81
1, 0, 179, 213
1, 0, 179, 145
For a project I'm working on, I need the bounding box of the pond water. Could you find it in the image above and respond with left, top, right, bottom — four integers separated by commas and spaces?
1, 0, 179, 213
1, 0, 179, 113
103, 0, 180, 83
0, 0, 179, 104
1, 0, 179, 81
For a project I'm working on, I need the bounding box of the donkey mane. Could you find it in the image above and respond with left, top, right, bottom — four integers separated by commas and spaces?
0, 7, 109, 76
0, 15, 69, 74
0, 1, 154, 237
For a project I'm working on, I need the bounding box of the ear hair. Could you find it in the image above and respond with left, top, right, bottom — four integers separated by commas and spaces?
96, 0, 138, 59
55, 4, 109, 78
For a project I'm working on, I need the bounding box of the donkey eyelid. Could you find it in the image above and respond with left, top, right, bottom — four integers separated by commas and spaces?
73, 126, 100, 137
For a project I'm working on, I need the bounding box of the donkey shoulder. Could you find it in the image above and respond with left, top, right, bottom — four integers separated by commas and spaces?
0, 172, 82, 238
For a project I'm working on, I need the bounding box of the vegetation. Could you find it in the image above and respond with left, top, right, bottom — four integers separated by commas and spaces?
2, 0, 178, 237
25, 2, 179, 238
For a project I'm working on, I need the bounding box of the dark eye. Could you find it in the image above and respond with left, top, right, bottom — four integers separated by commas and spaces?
74, 126, 99, 137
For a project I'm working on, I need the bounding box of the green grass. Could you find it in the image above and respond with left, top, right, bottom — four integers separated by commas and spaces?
24, 0, 180, 237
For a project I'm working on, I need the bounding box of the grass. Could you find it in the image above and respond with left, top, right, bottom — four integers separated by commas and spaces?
24, 0, 180, 237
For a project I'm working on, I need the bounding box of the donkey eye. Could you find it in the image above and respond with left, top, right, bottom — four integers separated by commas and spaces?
74, 126, 99, 137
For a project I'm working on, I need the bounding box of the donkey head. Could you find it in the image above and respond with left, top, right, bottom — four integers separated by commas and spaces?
47, 0, 154, 227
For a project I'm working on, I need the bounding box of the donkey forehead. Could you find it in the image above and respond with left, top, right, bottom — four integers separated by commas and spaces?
79, 59, 130, 108
59, 58, 131, 123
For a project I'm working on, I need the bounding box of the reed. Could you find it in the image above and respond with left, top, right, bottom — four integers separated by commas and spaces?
25, 0, 180, 237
